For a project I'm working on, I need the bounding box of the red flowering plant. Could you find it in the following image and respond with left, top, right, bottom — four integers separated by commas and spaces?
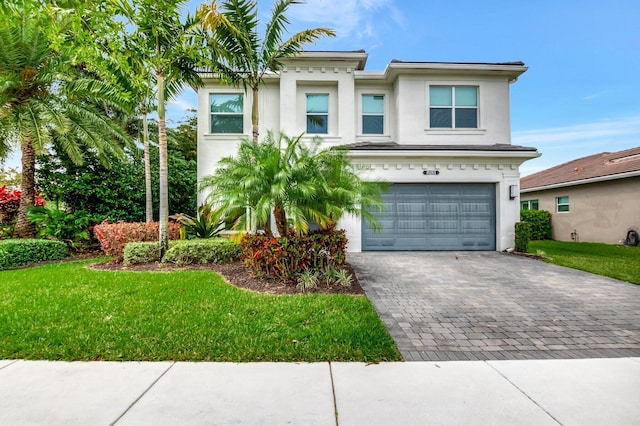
0, 186, 45, 224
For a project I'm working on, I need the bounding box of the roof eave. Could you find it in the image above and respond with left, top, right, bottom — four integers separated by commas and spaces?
521, 169, 640, 193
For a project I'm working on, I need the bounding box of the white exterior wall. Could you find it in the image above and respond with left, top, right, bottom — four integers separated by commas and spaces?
196, 53, 535, 251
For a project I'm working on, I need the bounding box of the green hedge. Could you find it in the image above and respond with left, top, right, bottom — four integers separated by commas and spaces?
162, 238, 242, 266
123, 242, 161, 266
122, 239, 242, 267
0, 239, 68, 270
514, 222, 531, 253
520, 210, 552, 240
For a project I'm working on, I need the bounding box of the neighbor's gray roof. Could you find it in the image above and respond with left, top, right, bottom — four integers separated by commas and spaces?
521, 146, 640, 190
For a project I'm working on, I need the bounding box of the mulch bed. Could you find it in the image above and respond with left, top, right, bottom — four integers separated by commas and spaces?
89, 260, 365, 295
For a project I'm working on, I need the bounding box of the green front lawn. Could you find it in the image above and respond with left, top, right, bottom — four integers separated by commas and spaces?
0, 259, 401, 362
528, 240, 640, 285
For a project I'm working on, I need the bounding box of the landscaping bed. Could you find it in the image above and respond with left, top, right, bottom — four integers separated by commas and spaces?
91, 260, 365, 295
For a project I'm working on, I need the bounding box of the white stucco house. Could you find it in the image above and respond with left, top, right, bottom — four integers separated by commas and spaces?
197, 50, 539, 252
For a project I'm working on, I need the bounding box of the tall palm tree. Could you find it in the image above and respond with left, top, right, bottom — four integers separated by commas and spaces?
120, 0, 203, 255
0, 3, 130, 238
200, 132, 387, 237
199, 0, 335, 144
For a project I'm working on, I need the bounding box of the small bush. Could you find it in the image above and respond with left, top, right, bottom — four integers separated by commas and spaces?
93, 221, 181, 261
241, 229, 348, 282
162, 238, 242, 266
0, 239, 68, 270
520, 210, 552, 240
515, 221, 531, 253
123, 242, 161, 266
296, 270, 319, 293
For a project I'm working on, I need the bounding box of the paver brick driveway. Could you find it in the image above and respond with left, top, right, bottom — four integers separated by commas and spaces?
348, 252, 640, 362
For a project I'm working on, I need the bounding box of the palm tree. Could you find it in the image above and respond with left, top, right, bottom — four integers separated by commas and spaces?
0, 3, 130, 238
200, 132, 387, 237
199, 0, 335, 144
119, 0, 203, 255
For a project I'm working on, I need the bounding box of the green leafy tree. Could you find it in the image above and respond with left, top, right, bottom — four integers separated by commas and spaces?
199, 0, 335, 144
200, 132, 387, 237
0, 2, 130, 238
36, 121, 197, 222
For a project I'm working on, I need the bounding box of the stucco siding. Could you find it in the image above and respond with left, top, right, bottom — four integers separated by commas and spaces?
520, 176, 640, 243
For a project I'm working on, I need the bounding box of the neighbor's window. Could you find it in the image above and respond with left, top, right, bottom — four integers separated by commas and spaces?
306, 94, 328, 134
210, 93, 243, 133
521, 199, 539, 210
362, 94, 384, 134
429, 86, 478, 128
556, 196, 570, 212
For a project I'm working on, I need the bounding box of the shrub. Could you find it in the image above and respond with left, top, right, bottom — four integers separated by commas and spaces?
296, 270, 319, 293
123, 242, 161, 266
520, 209, 552, 240
26, 206, 95, 250
514, 221, 531, 253
93, 221, 181, 261
0, 239, 68, 270
241, 229, 348, 281
162, 238, 242, 266
170, 204, 225, 239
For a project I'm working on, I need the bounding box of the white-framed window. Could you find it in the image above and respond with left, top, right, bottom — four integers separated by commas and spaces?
210, 93, 243, 133
306, 94, 329, 134
429, 86, 478, 128
521, 200, 539, 210
362, 94, 384, 134
556, 196, 570, 212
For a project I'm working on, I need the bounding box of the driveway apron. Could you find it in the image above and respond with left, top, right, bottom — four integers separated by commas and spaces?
348, 252, 640, 361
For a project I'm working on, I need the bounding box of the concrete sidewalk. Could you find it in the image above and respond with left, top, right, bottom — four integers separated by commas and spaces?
1, 358, 639, 425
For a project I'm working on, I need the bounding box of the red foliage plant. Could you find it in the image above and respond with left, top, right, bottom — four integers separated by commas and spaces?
241, 228, 348, 282
0, 186, 45, 224
93, 221, 182, 261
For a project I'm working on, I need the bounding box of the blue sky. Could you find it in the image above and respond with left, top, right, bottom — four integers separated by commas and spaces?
3, 0, 639, 176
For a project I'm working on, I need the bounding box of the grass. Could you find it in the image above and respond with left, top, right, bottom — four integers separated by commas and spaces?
0, 259, 401, 362
528, 240, 640, 285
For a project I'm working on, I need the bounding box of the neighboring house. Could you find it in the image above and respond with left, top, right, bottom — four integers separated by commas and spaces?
520, 147, 640, 244
197, 50, 539, 252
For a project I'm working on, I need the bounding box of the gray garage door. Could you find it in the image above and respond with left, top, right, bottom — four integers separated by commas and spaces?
363, 183, 496, 251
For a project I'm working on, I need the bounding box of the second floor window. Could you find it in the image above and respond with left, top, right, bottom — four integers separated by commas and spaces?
362, 94, 384, 134
210, 93, 243, 133
429, 86, 478, 128
306, 94, 328, 134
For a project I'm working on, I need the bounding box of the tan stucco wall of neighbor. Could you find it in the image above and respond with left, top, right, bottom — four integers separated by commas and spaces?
521, 176, 640, 243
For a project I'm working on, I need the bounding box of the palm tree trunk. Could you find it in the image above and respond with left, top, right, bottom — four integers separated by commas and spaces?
14, 139, 36, 238
157, 70, 169, 256
273, 205, 287, 237
251, 86, 259, 144
142, 106, 153, 223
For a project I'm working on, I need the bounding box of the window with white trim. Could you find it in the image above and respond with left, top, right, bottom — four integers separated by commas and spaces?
429, 86, 478, 128
210, 93, 243, 133
556, 196, 570, 212
362, 94, 384, 134
306, 94, 328, 134
521, 199, 539, 210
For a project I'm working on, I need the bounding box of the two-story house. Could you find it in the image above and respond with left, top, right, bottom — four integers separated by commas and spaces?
197, 50, 539, 252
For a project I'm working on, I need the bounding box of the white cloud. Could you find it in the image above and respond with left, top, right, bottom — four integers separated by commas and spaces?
288, 0, 405, 42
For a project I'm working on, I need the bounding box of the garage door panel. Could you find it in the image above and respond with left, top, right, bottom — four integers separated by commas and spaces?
363, 183, 496, 251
